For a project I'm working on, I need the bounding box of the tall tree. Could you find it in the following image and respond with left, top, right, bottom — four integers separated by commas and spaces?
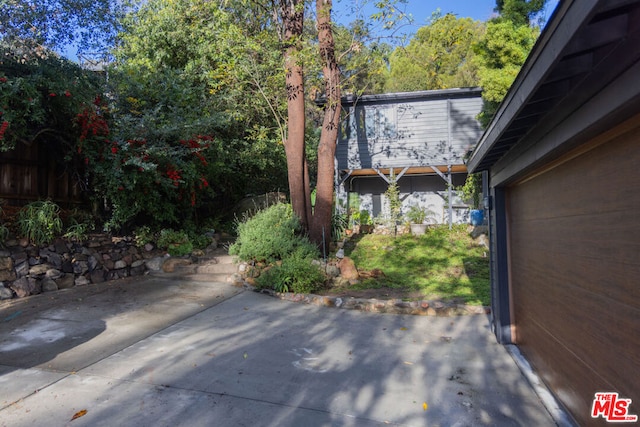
385, 12, 485, 92
280, 0, 311, 230
309, 0, 341, 245
495, 0, 547, 26
473, 1, 546, 126
0, 0, 126, 54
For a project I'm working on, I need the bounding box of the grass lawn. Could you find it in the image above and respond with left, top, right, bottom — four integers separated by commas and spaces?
327, 224, 490, 306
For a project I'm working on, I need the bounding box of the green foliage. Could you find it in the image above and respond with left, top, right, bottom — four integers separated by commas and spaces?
63, 210, 95, 242
344, 225, 490, 305
331, 212, 348, 241
17, 200, 63, 246
384, 173, 402, 233
0, 44, 103, 152
229, 204, 319, 263
256, 248, 325, 294
473, 18, 540, 127
459, 173, 483, 209
495, 0, 548, 26
134, 226, 154, 247
0, 0, 125, 53
385, 12, 485, 92
406, 205, 427, 224
157, 229, 193, 257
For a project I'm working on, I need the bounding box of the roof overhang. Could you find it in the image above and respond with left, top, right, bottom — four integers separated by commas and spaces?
340, 87, 482, 107
468, 0, 640, 179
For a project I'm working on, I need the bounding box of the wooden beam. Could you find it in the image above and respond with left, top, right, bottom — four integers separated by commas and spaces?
343, 165, 467, 177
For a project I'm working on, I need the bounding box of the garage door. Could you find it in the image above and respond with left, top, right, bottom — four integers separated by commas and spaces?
506, 122, 640, 426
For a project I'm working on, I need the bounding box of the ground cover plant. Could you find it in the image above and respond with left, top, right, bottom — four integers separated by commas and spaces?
328, 225, 490, 306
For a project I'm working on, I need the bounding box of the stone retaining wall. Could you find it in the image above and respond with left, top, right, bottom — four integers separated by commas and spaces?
0, 234, 167, 300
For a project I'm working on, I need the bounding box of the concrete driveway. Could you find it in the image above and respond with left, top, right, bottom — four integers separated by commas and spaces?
0, 275, 556, 426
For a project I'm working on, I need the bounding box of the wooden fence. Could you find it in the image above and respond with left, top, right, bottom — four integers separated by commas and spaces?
0, 141, 86, 208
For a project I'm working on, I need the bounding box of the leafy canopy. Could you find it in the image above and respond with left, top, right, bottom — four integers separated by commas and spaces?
384, 12, 485, 92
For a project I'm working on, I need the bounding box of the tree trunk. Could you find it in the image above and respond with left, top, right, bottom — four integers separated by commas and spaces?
281, 0, 309, 230
310, 0, 341, 248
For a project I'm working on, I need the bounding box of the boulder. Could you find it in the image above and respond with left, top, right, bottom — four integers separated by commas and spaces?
55, 274, 75, 289
0, 286, 13, 300
338, 256, 359, 281
0, 269, 17, 282
0, 256, 14, 270
145, 256, 165, 272
162, 257, 192, 273
10, 277, 39, 298
41, 278, 58, 292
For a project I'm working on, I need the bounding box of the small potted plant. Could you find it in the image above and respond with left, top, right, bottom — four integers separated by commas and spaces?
358, 209, 374, 234
406, 204, 428, 236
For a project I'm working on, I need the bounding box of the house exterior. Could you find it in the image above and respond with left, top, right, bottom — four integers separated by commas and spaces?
334, 88, 483, 225
467, 1, 640, 425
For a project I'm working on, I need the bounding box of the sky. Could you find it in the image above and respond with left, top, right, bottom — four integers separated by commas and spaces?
333, 0, 560, 43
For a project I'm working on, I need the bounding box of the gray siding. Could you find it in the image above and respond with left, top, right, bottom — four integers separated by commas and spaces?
336, 91, 483, 171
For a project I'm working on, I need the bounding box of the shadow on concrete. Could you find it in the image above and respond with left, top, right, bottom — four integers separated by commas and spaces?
0, 277, 553, 426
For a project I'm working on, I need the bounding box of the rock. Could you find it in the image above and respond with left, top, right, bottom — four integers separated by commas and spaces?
46, 268, 63, 279
40, 249, 62, 268
53, 239, 69, 253
11, 251, 27, 264
161, 257, 192, 273
325, 264, 340, 278
145, 256, 165, 272
10, 277, 39, 298
0, 286, 13, 300
338, 256, 359, 281
244, 277, 257, 286
144, 243, 154, 252
0, 256, 14, 270
114, 260, 127, 269
29, 263, 53, 276
75, 276, 90, 286
88, 255, 99, 271
130, 264, 145, 276
90, 269, 106, 283
0, 269, 17, 282
131, 260, 145, 268
14, 261, 29, 277
42, 278, 58, 292
470, 225, 488, 239
73, 261, 89, 275
55, 274, 75, 289
61, 260, 74, 273
73, 254, 88, 262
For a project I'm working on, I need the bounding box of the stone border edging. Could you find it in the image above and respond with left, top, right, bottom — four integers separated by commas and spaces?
247, 284, 490, 316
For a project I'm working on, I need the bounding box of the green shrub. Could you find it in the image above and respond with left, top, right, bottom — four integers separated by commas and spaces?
17, 200, 63, 246
157, 228, 193, 256
134, 225, 154, 247
256, 248, 325, 294
229, 203, 318, 262
63, 222, 92, 242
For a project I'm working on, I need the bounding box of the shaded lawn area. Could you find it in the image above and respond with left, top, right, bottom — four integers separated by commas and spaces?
326, 225, 490, 306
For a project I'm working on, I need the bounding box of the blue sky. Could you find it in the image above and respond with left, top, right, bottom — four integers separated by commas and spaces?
333, 0, 560, 42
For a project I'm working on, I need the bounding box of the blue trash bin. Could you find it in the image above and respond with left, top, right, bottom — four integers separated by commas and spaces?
470, 209, 484, 226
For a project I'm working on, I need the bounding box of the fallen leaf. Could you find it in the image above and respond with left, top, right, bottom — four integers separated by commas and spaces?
403, 361, 413, 365
400, 327, 408, 331
423, 402, 428, 411
70, 409, 87, 421
243, 352, 248, 359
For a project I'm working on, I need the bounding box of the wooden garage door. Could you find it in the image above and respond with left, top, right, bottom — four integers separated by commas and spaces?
506, 121, 640, 426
